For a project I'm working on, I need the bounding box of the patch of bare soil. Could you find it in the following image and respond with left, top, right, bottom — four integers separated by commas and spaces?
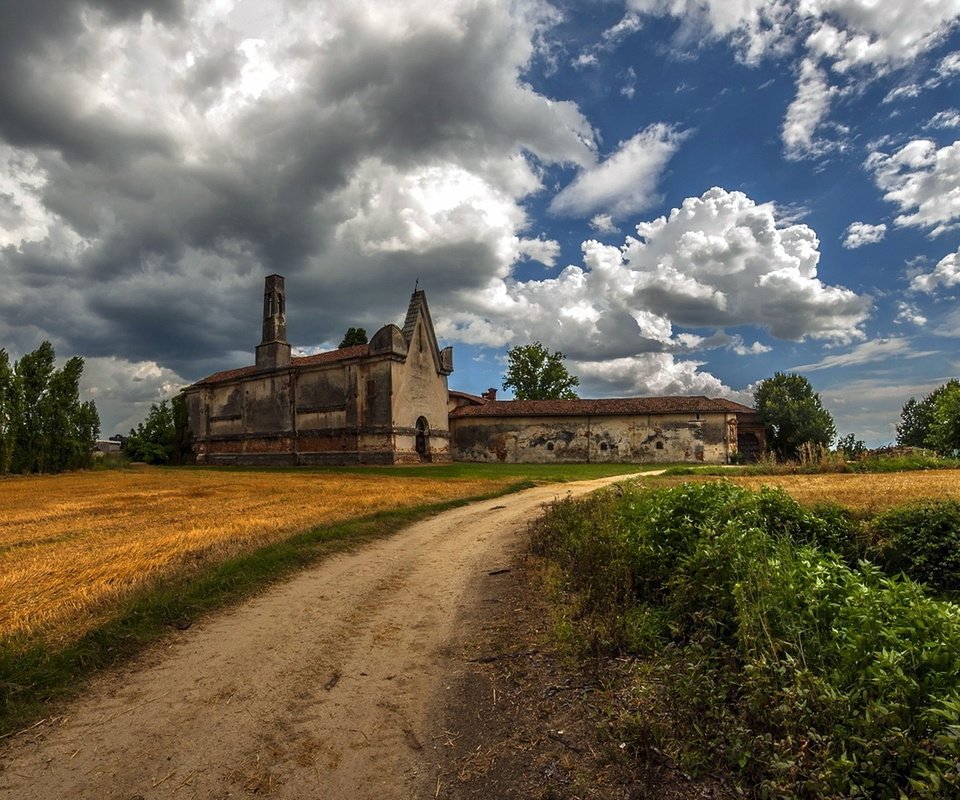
420, 548, 734, 800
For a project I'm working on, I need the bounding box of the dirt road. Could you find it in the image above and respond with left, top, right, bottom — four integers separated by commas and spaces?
0, 475, 637, 800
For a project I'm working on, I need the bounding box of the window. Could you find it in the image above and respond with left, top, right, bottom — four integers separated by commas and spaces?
546, 442, 554, 451
655, 441, 664, 450
599, 442, 608, 451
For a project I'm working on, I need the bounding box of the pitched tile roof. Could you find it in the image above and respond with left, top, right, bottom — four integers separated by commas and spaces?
708, 397, 760, 414
192, 344, 370, 386
448, 389, 487, 405
448, 396, 756, 418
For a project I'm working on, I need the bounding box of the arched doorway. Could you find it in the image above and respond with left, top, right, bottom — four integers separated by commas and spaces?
415, 416, 429, 462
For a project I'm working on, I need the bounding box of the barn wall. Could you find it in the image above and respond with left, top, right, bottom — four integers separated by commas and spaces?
449, 413, 734, 464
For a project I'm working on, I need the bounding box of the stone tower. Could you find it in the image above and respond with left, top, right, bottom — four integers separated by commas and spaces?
255, 274, 291, 370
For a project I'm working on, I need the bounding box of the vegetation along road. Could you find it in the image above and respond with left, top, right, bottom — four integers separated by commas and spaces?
0, 474, 640, 799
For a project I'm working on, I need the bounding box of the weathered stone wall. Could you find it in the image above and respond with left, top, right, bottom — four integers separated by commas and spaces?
390, 313, 451, 462
449, 413, 735, 464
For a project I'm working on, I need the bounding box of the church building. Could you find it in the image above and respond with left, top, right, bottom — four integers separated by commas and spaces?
183, 275, 454, 465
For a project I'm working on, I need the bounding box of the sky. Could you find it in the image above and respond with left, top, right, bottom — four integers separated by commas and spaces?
1, 0, 959, 445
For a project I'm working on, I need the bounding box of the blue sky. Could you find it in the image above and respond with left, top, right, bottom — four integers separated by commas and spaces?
1, 0, 959, 445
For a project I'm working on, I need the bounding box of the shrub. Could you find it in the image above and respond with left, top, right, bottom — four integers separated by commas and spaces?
866, 501, 960, 595
536, 481, 960, 797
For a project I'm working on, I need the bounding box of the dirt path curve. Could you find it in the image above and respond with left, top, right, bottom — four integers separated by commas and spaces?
0, 474, 641, 800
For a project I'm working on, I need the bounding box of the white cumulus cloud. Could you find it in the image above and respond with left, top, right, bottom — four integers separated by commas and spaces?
625, 0, 960, 157
867, 139, 960, 236
782, 58, 836, 159
842, 221, 887, 248
895, 301, 928, 326
911, 246, 960, 292
550, 123, 688, 219
926, 109, 960, 129
445, 188, 871, 383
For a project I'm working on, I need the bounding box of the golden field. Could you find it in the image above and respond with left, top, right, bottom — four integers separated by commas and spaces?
726, 469, 960, 513
0, 467, 514, 646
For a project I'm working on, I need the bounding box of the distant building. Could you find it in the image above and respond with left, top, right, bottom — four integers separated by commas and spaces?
93, 439, 122, 456
182, 276, 765, 466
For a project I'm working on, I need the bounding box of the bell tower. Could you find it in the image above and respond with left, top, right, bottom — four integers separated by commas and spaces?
255, 274, 291, 370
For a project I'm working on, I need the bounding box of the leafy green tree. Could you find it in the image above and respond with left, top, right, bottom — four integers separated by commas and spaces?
836, 433, 866, 460
896, 380, 960, 453
171, 393, 191, 464
124, 400, 177, 464
0, 350, 15, 473
502, 341, 580, 400
339, 327, 368, 348
926, 382, 960, 456
11, 341, 55, 472
0, 342, 99, 473
754, 372, 836, 461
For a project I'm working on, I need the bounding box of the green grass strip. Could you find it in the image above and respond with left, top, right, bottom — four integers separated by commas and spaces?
0, 480, 537, 739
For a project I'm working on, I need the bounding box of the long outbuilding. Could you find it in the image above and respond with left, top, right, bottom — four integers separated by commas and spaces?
447, 394, 764, 464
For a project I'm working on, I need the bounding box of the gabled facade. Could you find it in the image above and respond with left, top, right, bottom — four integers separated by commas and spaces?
183, 275, 453, 465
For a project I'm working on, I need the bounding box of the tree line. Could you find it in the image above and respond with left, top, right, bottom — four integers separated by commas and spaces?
0, 342, 100, 473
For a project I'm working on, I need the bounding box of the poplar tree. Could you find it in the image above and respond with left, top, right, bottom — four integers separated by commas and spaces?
0, 342, 99, 473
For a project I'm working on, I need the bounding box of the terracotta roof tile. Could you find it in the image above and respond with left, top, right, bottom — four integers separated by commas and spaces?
448, 389, 487, 405
192, 344, 370, 386
708, 397, 758, 414
448, 396, 756, 418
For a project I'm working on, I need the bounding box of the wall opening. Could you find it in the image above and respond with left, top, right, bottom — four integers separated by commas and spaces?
737, 432, 762, 462
415, 416, 429, 461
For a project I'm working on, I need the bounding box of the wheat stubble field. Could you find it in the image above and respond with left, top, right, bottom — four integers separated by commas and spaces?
726, 468, 960, 512
0, 467, 516, 648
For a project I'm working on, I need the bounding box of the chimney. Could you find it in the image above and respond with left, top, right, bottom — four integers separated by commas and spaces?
482, 387, 497, 401
255, 274, 291, 370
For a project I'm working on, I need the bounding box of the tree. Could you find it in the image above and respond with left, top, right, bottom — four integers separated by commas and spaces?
0, 342, 99, 473
502, 342, 579, 401
836, 433, 866, 460
896, 380, 960, 453
754, 372, 836, 461
927, 382, 960, 456
339, 327, 368, 348
0, 350, 15, 473
124, 400, 177, 464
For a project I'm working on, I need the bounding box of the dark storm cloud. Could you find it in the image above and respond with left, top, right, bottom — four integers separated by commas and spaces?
0, 0, 183, 162
0, 0, 595, 410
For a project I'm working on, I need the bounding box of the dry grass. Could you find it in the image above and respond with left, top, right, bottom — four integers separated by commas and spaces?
726, 469, 960, 514
0, 467, 513, 646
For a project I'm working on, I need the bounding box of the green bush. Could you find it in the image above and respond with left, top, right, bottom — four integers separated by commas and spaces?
536, 481, 960, 798
866, 501, 960, 595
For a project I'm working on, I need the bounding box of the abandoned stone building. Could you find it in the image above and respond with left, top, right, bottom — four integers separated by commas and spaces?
183, 275, 454, 465
447, 394, 764, 464
183, 276, 765, 465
